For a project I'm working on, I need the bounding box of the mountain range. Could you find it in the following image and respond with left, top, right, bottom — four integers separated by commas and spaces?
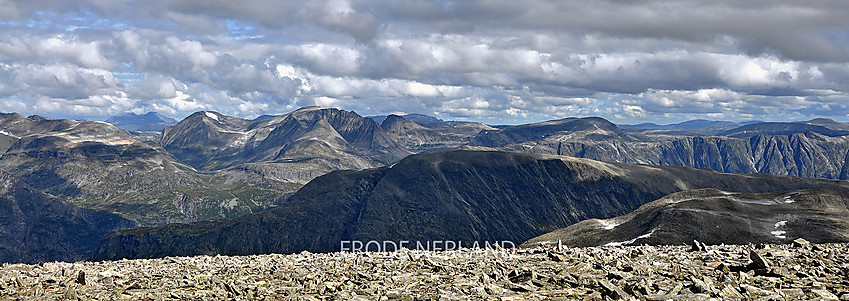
160, 107, 410, 183
5, 107, 849, 263
0, 113, 294, 227
466, 117, 849, 180
621, 119, 760, 136
91, 150, 849, 260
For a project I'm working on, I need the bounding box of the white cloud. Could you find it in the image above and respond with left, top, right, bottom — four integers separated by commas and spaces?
405, 82, 440, 97
164, 37, 218, 70
285, 43, 361, 75
713, 54, 799, 87
623, 105, 646, 117
35, 36, 112, 69
313, 96, 341, 107
0, 0, 846, 124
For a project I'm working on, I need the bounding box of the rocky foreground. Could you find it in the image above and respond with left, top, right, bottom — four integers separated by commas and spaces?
1, 242, 848, 300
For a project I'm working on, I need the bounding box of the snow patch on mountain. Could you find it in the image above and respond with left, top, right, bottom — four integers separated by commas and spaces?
0, 130, 18, 138
772, 220, 788, 239
730, 197, 774, 205
598, 220, 620, 230
771, 230, 787, 239
604, 229, 656, 247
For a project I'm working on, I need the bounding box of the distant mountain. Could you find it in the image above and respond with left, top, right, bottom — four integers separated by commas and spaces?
801, 118, 849, 131
523, 189, 849, 247
380, 114, 497, 152
91, 150, 849, 260
623, 119, 849, 137
0, 113, 294, 226
444, 116, 849, 180
471, 117, 628, 147
401, 113, 445, 124
253, 114, 277, 121
0, 171, 134, 263
105, 112, 177, 132
160, 107, 411, 183
721, 122, 849, 138
359, 114, 849, 181
370, 113, 448, 125
620, 119, 759, 136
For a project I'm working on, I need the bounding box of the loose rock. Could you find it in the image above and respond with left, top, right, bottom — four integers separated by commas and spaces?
75, 271, 85, 285
0, 243, 845, 300
749, 250, 770, 270
793, 238, 811, 248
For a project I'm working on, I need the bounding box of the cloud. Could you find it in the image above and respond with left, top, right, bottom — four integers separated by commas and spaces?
0, 0, 847, 123
12, 63, 120, 100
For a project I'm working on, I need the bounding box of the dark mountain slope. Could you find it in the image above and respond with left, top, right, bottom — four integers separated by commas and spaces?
522, 189, 849, 247
92, 150, 849, 260
0, 171, 134, 263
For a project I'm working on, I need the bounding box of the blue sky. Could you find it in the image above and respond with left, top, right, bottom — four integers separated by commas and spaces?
0, 0, 848, 124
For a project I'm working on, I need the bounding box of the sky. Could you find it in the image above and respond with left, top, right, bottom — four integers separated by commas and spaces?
0, 0, 848, 124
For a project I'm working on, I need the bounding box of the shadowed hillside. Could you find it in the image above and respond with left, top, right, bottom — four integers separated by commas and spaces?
92, 150, 849, 260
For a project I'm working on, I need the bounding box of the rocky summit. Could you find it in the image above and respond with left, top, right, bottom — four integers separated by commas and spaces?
3, 243, 848, 300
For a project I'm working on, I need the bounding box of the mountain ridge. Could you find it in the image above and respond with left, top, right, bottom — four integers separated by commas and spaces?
522, 188, 849, 248
160, 108, 411, 182
91, 150, 849, 260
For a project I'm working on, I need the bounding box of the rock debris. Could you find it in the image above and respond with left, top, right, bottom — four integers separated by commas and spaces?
1, 243, 848, 300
